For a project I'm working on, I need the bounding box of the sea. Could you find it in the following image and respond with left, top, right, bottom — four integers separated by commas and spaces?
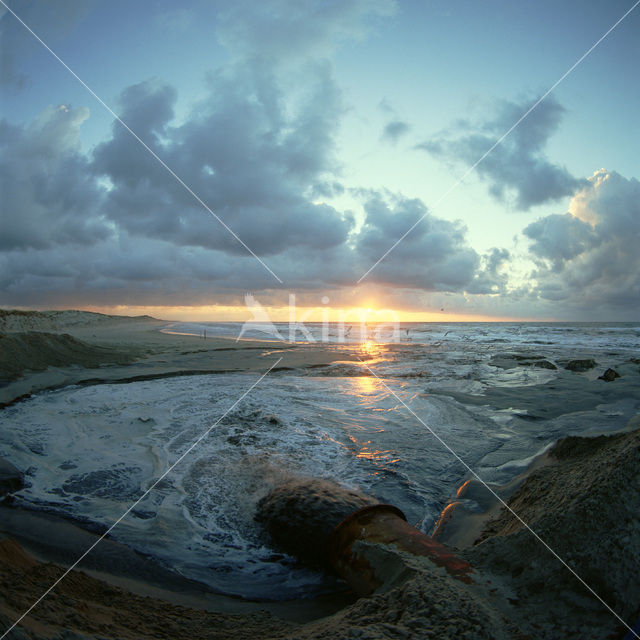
1, 322, 638, 600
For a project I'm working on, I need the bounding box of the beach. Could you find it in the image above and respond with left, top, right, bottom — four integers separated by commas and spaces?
1, 311, 639, 639
0, 310, 363, 409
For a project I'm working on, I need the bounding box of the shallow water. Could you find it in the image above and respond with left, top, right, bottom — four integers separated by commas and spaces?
0, 322, 638, 600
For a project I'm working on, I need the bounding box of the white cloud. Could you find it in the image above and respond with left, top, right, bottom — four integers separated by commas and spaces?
216, 0, 395, 65
524, 170, 640, 314
417, 96, 585, 210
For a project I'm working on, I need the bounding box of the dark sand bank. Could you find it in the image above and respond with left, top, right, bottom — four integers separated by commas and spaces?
464, 424, 640, 639
0, 538, 298, 640
0, 522, 519, 640
0, 505, 353, 626
0, 332, 138, 382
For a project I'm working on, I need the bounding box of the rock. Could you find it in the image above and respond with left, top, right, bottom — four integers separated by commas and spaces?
564, 359, 597, 372
599, 368, 620, 382
0, 458, 24, 496
489, 354, 557, 370
533, 360, 557, 370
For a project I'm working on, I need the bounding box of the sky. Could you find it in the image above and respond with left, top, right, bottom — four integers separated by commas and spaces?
0, 0, 638, 322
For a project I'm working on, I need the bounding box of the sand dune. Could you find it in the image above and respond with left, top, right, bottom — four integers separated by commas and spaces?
0, 332, 136, 381
0, 309, 157, 333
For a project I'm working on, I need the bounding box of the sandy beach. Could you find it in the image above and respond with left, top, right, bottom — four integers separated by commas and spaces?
0, 310, 365, 409
1, 311, 639, 639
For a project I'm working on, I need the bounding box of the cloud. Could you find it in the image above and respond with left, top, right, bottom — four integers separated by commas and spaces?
524, 213, 598, 270
0, 0, 376, 305
417, 96, 585, 210
523, 170, 640, 312
153, 8, 194, 35
0, 104, 111, 251
466, 248, 511, 294
0, 98, 506, 305
353, 193, 487, 292
381, 120, 410, 144
0, 65, 357, 303
92, 67, 352, 257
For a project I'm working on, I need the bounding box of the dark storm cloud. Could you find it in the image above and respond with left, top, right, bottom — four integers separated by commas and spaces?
0, 0, 93, 89
0, 234, 283, 308
0, 104, 111, 251
524, 170, 640, 310
524, 213, 598, 270
91, 68, 352, 256
354, 194, 483, 291
0, 99, 504, 303
381, 120, 410, 144
417, 96, 585, 210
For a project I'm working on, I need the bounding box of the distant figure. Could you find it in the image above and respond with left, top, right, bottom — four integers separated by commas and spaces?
204, 329, 206, 340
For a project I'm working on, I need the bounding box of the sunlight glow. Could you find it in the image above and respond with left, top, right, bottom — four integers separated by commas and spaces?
354, 374, 378, 395
76, 304, 523, 323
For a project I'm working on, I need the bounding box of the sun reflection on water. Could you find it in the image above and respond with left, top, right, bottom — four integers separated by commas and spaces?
359, 339, 383, 359
347, 434, 400, 474
354, 374, 377, 394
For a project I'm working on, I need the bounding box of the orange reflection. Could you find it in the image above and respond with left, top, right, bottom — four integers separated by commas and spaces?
456, 479, 471, 498
432, 500, 461, 538
359, 339, 382, 358
349, 435, 399, 465
355, 374, 377, 395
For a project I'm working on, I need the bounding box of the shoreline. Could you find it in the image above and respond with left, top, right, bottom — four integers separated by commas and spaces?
0, 504, 354, 624
0, 311, 363, 408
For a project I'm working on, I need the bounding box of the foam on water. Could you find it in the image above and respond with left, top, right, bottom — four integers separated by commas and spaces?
1, 372, 505, 598
162, 321, 640, 352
